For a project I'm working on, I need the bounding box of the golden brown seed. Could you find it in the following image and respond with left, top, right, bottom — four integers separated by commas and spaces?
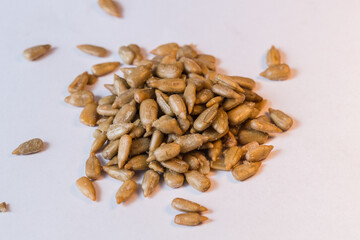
116, 179, 137, 204
129, 122, 145, 138
229, 76, 256, 90
97, 104, 119, 116
113, 100, 137, 123
147, 142, 181, 162
147, 78, 186, 93
195, 89, 214, 104
160, 55, 176, 64
164, 169, 184, 188
211, 107, 228, 134
177, 116, 191, 133
222, 97, 245, 111
202, 126, 229, 142
114, 74, 129, 95
181, 57, 202, 74
106, 122, 134, 140
124, 155, 148, 170
118, 46, 136, 64
150, 43, 179, 56
269, 108, 293, 131
140, 99, 158, 132
208, 139, 222, 162
174, 213, 208, 226
206, 96, 223, 107
243, 89, 263, 102
68, 72, 89, 93
238, 129, 269, 145
142, 170, 160, 197
176, 45, 197, 59
112, 89, 136, 109
184, 170, 211, 192
99, 95, 116, 106
260, 64, 290, 80
215, 74, 244, 93
102, 139, 119, 159
12, 138, 44, 155
241, 141, 260, 159
117, 134, 132, 168
87, 74, 98, 85
98, 0, 120, 17
85, 154, 102, 180
76, 177, 96, 201
80, 102, 98, 127
193, 103, 219, 131
130, 138, 150, 156
232, 162, 261, 181
183, 153, 200, 170
64, 90, 94, 107
149, 130, 164, 153
169, 94, 187, 120
104, 84, 117, 95
91, 62, 120, 76
191, 105, 206, 115
227, 103, 254, 125
156, 62, 184, 79
223, 146, 242, 170
155, 90, 174, 116
23, 44, 51, 61
174, 134, 208, 153
211, 84, 242, 99
152, 115, 183, 135
194, 152, 210, 175
246, 145, 274, 162
161, 158, 189, 173
102, 165, 135, 181
128, 44, 143, 64
90, 132, 107, 153
148, 161, 165, 173
121, 65, 152, 88
247, 118, 282, 133
172, 198, 207, 212
77, 44, 108, 57
223, 131, 237, 148
0, 202, 6, 212
97, 116, 114, 132
188, 74, 213, 90
134, 88, 154, 103
210, 158, 226, 171
266, 46, 281, 67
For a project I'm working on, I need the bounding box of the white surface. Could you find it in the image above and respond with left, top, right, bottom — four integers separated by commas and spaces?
1, 0, 360, 239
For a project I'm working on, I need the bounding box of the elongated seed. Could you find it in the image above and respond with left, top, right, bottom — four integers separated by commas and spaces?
206, 96, 223, 107
76, 177, 96, 201
134, 88, 154, 103
142, 170, 160, 197
185, 170, 211, 192
113, 100, 137, 123
116, 179, 137, 204
114, 74, 129, 95
98, 0, 120, 17
232, 162, 261, 181
92, 62, 120, 76
243, 89, 263, 102
104, 84, 117, 95
23, 44, 51, 61
150, 43, 179, 56
260, 64, 290, 80
106, 122, 134, 140
208, 139, 222, 161
211, 107, 228, 134
174, 213, 208, 226
269, 108, 293, 131
202, 126, 229, 142
195, 89, 214, 104
172, 198, 207, 212
215, 74, 244, 93
130, 137, 150, 156
156, 62, 184, 79
227, 103, 254, 125
124, 155, 148, 170
102, 139, 119, 159
97, 116, 114, 132
176, 45, 197, 59
117, 134, 132, 168
193, 103, 219, 131
161, 158, 189, 173
183, 153, 200, 170
222, 97, 245, 111
181, 57, 202, 74
211, 84, 242, 99
194, 152, 210, 174
169, 94, 187, 119
77, 44, 108, 57
0, 202, 6, 212
97, 104, 119, 116
246, 145, 274, 162
90, 132, 107, 153
102, 166, 134, 181
99, 95, 116, 106
147, 142, 181, 162
12, 138, 44, 155
68, 72, 89, 93
148, 161, 164, 173
122, 65, 152, 88
106, 155, 118, 166
183, 82, 196, 114
155, 90, 174, 116
191, 105, 206, 115
112, 89, 135, 109
241, 141, 259, 159
229, 76, 255, 90
80, 102, 98, 127
64, 90, 94, 107
224, 146, 242, 170
129, 123, 145, 138
247, 118, 282, 133
147, 78, 186, 93
164, 169, 184, 188
238, 129, 269, 145
152, 115, 183, 135
140, 99, 158, 132
149, 130, 164, 152
85, 154, 102, 180
266, 46, 281, 66
87, 74, 98, 85
174, 134, 208, 153
118, 46, 136, 64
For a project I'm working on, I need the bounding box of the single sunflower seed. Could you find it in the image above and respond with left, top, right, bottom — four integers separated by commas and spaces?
268, 108, 293, 131
76, 177, 96, 201
12, 138, 44, 155
245, 145, 274, 162
260, 64, 290, 80
102, 165, 135, 181
116, 179, 137, 204
0, 202, 7, 212
98, 0, 120, 17
266, 45, 281, 66
77, 44, 108, 57
174, 213, 208, 226
142, 169, 160, 197
64, 90, 94, 107
232, 162, 261, 181
184, 170, 211, 192
85, 153, 102, 180
171, 198, 207, 212
23, 44, 51, 61
164, 169, 184, 188
91, 62, 120, 76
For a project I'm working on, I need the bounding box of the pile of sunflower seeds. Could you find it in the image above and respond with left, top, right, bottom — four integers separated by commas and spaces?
171, 198, 208, 226
65, 43, 293, 205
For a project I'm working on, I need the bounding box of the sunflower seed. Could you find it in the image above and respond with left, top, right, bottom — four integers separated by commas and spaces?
183, 153, 200, 170
266, 45, 281, 66
211, 107, 228, 134
23, 44, 51, 61
102, 139, 119, 159
206, 96, 223, 107
113, 100, 137, 123
117, 134, 132, 168
102, 165, 134, 181
223, 146, 242, 170
87, 74, 98, 85
171, 198, 207, 212
183, 82, 196, 114
77, 44, 108, 57
64, 90, 94, 107
121, 65, 152, 88
152, 115, 183, 135
156, 62, 184, 79
68, 72, 89, 93
193, 103, 219, 131
12, 138, 44, 155
222, 97, 245, 111
116, 179, 137, 204
130, 137, 150, 156
232, 162, 261, 181
176, 45, 197, 59
246, 145, 274, 162
134, 88, 154, 103
238, 129, 269, 145
0, 202, 6, 212
223, 131, 237, 147
260, 64, 290, 80
118, 46, 136, 64
229, 76, 255, 90
181, 57, 202, 74
227, 103, 254, 125
142, 170, 160, 197
90, 132, 107, 153
85, 154, 102, 180
76, 177, 96, 201
147, 142, 181, 162
269, 108, 293, 131
215, 74, 244, 93
169, 94, 187, 120
210, 158, 226, 171
140, 99, 158, 133
150, 43, 179, 56
148, 161, 165, 173
185, 170, 211, 192
161, 158, 189, 173
99, 95, 116, 106
112, 89, 135, 109
124, 155, 148, 170
164, 169, 184, 188
91, 62, 120, 76
98, 0, 120, 17
246, 118, 282, 133
174, 213, 208, 226
208, 139, 222, 161
147, 78, 186, 93
106, 122, 134, 140
195, 89, 214, 104
174, 134, 208, 153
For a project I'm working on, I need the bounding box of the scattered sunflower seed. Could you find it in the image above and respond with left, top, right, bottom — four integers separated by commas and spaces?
23, 44, 51, 61
12, 138, 44, 155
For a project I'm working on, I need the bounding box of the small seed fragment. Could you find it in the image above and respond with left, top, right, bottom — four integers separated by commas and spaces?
172, 198, 207, 212
183, 153, 200, 170
121, 65, 152, 88
76, 177, 96, 201
98, 0, 120, 17
134, 88, 154, 103
185, 170, 211, 192
142, 170, 160, 197
246, 145, 274, 162
148, 161, 165, 173
102, 166, 135, 181
116, 179, 137, 204
210, 158, 226, 171
206, 96, 223, 107
23, 44, 51, 61
164, 170, 184, 188
92, 62, 120, 76
269, 108, 293, 131
77, 44, 108, 57
85, 154, 102, 180
222, 131, 237, 147
223, 146, 242, 170
130, 137, 150, 156
12, 138, 44, 155
232, 162, 261, 181
266, 46, 281, 67
208, 139, 222, 161
87, 74, 98, 85
0, 202, 6, 212
260, 64, 290, 81
174, 213, 208, 226
64, 90, 94, 107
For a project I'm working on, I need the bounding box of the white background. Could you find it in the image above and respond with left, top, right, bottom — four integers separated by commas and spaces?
1, 0, 360, 239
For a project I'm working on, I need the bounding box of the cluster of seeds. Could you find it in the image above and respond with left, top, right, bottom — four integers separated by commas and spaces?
66, 42, 293, 205
260, 46, 291, 80
171, 198, 208, 226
